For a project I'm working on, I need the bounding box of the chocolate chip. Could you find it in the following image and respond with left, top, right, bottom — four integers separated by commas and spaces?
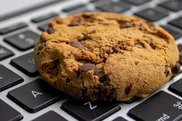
83, 13, 90, 18
38, 42, 46, 51
78, 63, 99, 75
68, 21, 82, 27
120, 24, 134, 29
78, 35, 87, 42
47, 27, 54, 34
112, 46, 118, 53
70, 40, 88, 50
164, 66, 169, 77
145, 21, 152, 28
105, 50, 111, 55
135, 62, 139, 65
119, 45, 126, 50
125, 86, 131, 95
172, 62, 180, 75
99, 76, 107, 83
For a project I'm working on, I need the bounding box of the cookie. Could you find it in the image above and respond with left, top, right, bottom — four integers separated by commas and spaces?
34, 12, 180, 102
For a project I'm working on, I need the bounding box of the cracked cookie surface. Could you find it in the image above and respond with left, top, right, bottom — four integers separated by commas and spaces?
34, 12, 180, 101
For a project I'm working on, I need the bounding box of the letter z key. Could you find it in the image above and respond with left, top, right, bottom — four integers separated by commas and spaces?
61, 99, 120, 121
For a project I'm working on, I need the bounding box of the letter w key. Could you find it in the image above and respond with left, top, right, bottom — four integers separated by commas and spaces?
61, 99, 120, 121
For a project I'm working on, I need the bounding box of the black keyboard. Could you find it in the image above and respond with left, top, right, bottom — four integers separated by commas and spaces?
0, 0, 182, 121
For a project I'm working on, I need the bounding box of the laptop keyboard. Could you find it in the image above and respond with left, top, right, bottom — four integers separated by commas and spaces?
0, 0, 182, 121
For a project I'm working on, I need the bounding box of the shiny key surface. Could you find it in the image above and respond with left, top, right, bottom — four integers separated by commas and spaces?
32, 111, 67, 121
7, 79, 64, 113
10, 52, 39, 77
97, 1, 131, 13
0, 99, 23, 121
169, 17, 182, 30
0, 44, 14, 61
161, 25, 182, 40
0, 23, 28, 35
134, 8, 168, 22
126, 0, 150, 5
0, 65, 23, 92
4, 30, 39, 51
169, 78, 182, 97
128, 91, 182, 121
158, 0, 182, 12
177, 45, 182, 64
61, 99, 120, 121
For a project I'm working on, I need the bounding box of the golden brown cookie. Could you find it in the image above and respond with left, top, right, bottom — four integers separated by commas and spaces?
34, 12, 180, 102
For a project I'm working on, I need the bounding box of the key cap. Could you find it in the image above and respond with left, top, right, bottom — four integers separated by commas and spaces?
0, 23, 28, 35
4, 30, 39, 51
112, 117, 127, 121
158, 0, 182, 12
161, 26, 182, 40
7, 79, 64, 113
0, 65, 23, 92
169, 17, 182, 30
61, 99, 120, 121
0, 44, 14, 61
134, 8, 168, 22
128, 91, 182, 121
62, 4, 86, 12
90, 0, 103, 2
123, 96, 140, 104
169, 78, 182, 97
97, 1, 131, 13
32, 111, 67, 121
0, 99, 23, 121
38, 24, 48, 32
126, 0, 150, 5
32, 13, 58, 23
177, 45, 182, 64
10, 52, 39, 77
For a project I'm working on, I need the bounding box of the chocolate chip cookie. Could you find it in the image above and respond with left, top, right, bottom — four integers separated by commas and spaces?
34, 12, 180, 102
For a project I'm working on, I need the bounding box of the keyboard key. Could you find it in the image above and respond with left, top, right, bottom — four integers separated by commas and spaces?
0, 44, 14, 61
38, 24, 48, 32
0, 99, 23, 121
0, 65, 23, 92
61, 99, 120, 121
7, 79, 64, 113
128, 91, 182, 121
97, 1, 131, 13
178, 45, 182, 64
32, 13, 58, 23
134, 8, 168, 22
123, 96, 140, 104
62, 4, 86, 12
169, 17, 182, 30
161, 26, 182, 40
126, 0, 150, 5
112, 117, 127, 121
158, 0, 182, 12
4, 30, 39, 51
90, 0, 103, 2
169, 78, 182, 97
32, 111, 67, 121
10, 52, 39, 77
0, 23, 28, 35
